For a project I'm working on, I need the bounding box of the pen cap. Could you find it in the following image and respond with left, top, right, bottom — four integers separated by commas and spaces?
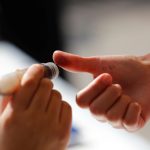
42, 62, 59, 80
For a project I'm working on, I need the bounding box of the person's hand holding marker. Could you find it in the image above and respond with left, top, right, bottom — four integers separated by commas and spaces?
0, 64, 72, 150
53, 51, 150, 132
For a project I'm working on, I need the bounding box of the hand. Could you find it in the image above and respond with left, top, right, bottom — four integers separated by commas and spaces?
0, 64, 72, 150
53, 51, 150, 131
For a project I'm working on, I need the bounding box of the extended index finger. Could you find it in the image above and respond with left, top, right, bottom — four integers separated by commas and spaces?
53, 50, 100, 74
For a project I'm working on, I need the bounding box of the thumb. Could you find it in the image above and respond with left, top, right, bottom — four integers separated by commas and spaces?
53, 50, 100, 75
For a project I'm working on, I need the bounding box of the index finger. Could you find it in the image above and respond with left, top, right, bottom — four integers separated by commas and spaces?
53, 50, 100, 74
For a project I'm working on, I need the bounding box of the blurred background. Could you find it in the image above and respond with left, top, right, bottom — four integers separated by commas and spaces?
61, 0, 150, 89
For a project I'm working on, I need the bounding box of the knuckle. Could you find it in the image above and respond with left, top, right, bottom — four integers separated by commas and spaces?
123, 119, 135, 127
62, 101, 71, 109
52, 90, 62, 100
90, 104, 105, 116
61, 101, 72, 123
41, 79, 53, 89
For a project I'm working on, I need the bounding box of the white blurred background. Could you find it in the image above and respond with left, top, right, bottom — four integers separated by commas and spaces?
61, 0, 150, 89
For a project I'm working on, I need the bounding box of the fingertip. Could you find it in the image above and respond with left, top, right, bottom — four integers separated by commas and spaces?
76, 96, 88, 108
134, 102, 142, 112
123, 118, 143, 132
53, 50, 63, 54
112, 84, 122, 96
113, 84, 122, 90
53, 50, 69, 66
123, 102, 143, 132
130, 102, 142, 116
53, 50, 62, 60
100, 73, 112, 85
133, 103, 144, 126
22, 64, 44, 84
30, 64, 44, 75
76, 94, 84, 108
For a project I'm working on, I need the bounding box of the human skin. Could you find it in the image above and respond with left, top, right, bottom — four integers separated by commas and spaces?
53, 51, 150, 132
0, 64, 72, 150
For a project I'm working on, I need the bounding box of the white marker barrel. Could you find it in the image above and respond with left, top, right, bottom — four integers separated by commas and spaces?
0, 62, 59, 95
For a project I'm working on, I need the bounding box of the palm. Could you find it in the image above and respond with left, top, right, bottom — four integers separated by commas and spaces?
93, 55, 150, 121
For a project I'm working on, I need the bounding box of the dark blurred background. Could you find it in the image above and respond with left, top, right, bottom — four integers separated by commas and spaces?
0, 0, 65, 77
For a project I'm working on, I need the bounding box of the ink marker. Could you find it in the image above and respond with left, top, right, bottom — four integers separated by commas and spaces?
0, 62, 59, 95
